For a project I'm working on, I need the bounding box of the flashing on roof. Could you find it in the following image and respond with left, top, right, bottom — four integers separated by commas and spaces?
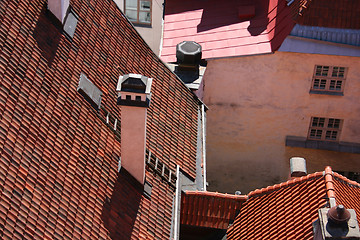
47, 0, 78, 40
63, 8, 79, 40
118, 157, 121, 172
47, 0, 70, 24
286, 0, 295, 6
144, 181, 152, 199
77, 73, 102, 110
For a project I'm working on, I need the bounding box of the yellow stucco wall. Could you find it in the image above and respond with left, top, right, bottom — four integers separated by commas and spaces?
203, 51, 360, 194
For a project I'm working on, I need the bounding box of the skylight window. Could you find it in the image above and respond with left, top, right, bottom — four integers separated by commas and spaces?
77, 73, 102, 110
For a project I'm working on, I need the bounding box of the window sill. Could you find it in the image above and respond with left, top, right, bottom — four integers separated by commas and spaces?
285, 135, 360, 154
309, 90, 344, 96
131, 22, 152, 28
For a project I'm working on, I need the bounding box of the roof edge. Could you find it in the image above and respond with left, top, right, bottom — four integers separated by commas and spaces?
333, 172, 360, 188
184, 190, 248, 201
248, 171, 324, 198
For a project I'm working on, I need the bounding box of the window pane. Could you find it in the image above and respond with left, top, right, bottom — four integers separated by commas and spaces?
325, 130, 337, 140
140, 0, 151, 10
312, 117, 319, 126
315, 66, 322, 76
332, 66, 346, 78
310, 129, 322, 139
322, 66, 329, 76
126, 0, 138, 9
316, 66, 329, 76
139, 11, 151, 23
126, 9, 138, 22
336, 81, 342, 90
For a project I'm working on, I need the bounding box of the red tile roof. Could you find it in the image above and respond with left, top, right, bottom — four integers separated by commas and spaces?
0, 0, 201, 239
226, 167, 360, 240
181, 191, 247, 229
161, 0, 310, 62
295, 0, 360, 29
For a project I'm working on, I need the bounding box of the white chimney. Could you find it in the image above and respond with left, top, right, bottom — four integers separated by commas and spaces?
290, 157, 307, 177
48, 0, 70, 24
117, 74, 152, 184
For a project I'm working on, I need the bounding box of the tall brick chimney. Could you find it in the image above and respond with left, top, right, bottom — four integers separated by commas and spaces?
47, 0, 70, 24
116, 74, 152, 184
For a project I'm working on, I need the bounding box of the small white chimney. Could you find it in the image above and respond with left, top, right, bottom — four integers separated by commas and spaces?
48, 0, 70, 24
117, 74, 152, 184
290, 157, 307, 177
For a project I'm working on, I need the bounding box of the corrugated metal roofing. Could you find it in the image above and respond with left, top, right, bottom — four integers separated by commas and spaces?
290, 24, 360, 46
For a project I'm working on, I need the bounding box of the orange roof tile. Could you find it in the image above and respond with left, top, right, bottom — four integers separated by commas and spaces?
181, 191, 247, 229
0, 0, 201, 239
226, 167, 360, 240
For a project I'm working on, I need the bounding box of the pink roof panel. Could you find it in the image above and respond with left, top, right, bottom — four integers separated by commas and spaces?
161, 0, 296, 62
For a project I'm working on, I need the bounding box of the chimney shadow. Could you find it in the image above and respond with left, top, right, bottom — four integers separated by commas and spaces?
32, 4, 62, 67
195, 0, 271, 35
101, 168, 143, 239
246, 0, 269, 36
196, 1, 243, 33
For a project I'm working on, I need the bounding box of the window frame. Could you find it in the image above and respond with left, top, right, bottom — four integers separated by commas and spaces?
307, 117, 343, 142
310, 65, 348, 95
124, 0, 152, 26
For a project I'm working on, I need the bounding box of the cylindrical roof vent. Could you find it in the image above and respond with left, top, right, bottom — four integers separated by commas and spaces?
327, 205, 351, 225
176, 41, 202, 66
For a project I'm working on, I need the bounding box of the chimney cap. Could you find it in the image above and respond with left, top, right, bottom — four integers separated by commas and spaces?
290, 157, 307, 177
117, 74, 152, 94
176, 41, 202, 66
328, 205, 351, 224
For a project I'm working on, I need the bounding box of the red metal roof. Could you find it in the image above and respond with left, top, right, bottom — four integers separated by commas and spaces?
226, 167, 360, 239
295, 0, 360, 29
161, 0, 309, 62
0, 0, 200, 239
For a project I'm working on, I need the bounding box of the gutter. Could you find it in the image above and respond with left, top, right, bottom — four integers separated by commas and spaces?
201, 104, 207, 191
171, 165, 181, 240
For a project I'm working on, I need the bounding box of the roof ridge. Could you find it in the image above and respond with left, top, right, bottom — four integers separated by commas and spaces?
184, 190, 248, 201
333, 172, 360, 188
324, 166, 336, 201
248, 171, 324, 197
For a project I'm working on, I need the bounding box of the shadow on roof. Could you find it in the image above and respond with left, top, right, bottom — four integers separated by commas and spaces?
101, 169, 142, 239
33, 4, 62, 67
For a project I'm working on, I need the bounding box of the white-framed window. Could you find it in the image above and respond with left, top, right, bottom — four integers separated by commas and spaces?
311, 65, 347, 94
124, 0, 151, 25
308, 117, 343, 141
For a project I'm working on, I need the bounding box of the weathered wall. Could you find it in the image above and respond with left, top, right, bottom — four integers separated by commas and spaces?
203, 51, 360, 194
114, 0, 163, 55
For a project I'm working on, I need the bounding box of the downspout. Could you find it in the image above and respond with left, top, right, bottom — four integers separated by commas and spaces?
172, 165, 181, 240
201, 104, 207, 191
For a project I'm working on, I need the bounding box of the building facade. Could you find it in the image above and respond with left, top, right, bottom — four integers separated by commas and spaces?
114, 0, 164, 55
203, 48, 360, 193
161, 0, 360, 194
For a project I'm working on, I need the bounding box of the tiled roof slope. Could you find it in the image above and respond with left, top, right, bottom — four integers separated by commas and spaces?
295, 0, 360, 29
0, 0, 200, 239
181, 191, 247, 229
226, 168, 360, 240
227, 172, 326, 239
161, 0, 310, 62
332, 173, 360, 224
